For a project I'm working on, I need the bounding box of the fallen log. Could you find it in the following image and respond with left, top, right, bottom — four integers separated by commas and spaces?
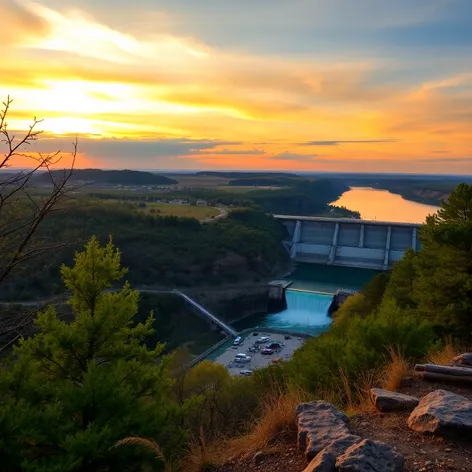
417, 372, 472, 384
415, 364, 472, 377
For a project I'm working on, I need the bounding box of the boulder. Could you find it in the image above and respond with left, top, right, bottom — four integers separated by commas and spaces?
336, 439, 405, 471
296, 401, 352, 460
253, 451, 265, 465
408, 389, 472, 436
453, 353, 472, 367
303, 449, 336, 472
370, 388, 419, 412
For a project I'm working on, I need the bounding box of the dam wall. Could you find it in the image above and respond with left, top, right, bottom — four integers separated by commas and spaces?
275, 215, 421, 270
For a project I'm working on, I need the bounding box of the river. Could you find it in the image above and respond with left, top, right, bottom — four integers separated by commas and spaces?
331, 187, 440, 223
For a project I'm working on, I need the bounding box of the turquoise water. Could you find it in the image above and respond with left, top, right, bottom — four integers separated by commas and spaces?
234, 289, 333, 335
285, 263, 381, 293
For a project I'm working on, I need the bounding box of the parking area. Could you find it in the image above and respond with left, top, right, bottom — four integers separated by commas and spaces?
212, 332, 306, 376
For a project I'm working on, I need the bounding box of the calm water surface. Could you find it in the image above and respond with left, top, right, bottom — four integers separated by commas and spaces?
332, 187, 440, 223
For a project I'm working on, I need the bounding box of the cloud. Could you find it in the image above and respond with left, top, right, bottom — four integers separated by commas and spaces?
269, 152, 317, 162
298, 139, 398, 146
191, 148, 265, 155
420, 157, 472, 163
0, 0, 49, 45
431, 150, 449, 154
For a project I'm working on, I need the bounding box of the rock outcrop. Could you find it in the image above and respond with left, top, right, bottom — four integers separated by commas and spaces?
408, 389, 472, 437
336, 439, 404, 471
296, 401, 355, 461
453, 353, 472, 367
297, 401, 405, 471
370, 388, 419, 412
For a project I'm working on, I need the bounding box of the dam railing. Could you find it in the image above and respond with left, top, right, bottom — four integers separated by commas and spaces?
172, 290, 238, 337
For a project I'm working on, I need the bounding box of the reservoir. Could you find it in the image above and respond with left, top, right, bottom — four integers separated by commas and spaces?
331, 187, 440, 223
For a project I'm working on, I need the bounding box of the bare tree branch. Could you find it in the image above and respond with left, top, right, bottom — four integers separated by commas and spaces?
0, 96, 78, 351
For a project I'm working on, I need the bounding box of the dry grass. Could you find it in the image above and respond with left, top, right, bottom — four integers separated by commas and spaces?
225, 388, 310, 458
185, 427, 222, 472
427, 340, 463, 366
382, 348, 411, 391
114, 437, 171, 472
339, 368, 378, 415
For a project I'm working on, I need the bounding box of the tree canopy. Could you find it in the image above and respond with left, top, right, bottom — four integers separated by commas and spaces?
0, 238, 183, 471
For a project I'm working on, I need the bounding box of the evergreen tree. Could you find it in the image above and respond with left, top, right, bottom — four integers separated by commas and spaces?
412, 183, 472, 337
0, 238, 183, 472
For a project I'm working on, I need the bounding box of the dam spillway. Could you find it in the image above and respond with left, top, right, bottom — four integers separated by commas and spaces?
234, 289, 333, 336
275, 215, 421, 270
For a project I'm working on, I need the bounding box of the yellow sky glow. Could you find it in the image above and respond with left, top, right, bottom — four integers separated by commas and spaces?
1, 0, 472, 172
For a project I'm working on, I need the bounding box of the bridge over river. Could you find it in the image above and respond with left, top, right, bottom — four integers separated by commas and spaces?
275, 215, 421, 270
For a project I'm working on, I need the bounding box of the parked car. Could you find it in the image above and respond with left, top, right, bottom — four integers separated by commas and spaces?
266, 342, 282, 350
240, 369, 253, 376
284, 335, 291, 340
255, 336, 270, 344
261, 348, 274, 355
252, 332, 259, 336
234, 353, 251, 363
248, 346, 260, 353
233, 336, 243, 346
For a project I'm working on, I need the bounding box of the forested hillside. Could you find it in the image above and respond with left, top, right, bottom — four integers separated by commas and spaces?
0, 205, 288, 300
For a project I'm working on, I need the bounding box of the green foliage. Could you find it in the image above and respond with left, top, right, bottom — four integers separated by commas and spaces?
0, 238, 184, 471
334, 273, 389, 325
383, 249, 417, 309
289, 300, 434, 397
0, 205, 289, 300
393, 183, 472, 338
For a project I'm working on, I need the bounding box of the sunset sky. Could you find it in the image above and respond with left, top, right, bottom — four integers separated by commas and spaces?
2, 0, 472, 173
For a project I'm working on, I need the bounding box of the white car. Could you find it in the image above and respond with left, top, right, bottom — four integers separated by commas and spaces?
255, 336, 270, 344
233, 336, 243, 346
234, 353, 251, 363
240, 369, 253, 376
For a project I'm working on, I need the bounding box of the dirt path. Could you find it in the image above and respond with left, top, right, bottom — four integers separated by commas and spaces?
200, 206, 228, 223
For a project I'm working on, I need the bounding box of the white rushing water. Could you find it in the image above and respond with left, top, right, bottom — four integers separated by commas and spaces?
265, 290, 333, 334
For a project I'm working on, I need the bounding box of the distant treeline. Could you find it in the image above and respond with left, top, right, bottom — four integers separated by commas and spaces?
228, 176, 301, 186
36, 168, 178, 186
196, 171, 298, 179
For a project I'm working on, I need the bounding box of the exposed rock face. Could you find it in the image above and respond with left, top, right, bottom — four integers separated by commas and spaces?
370, 388, 419, 412
453, 353, 472, 367
297, 401, 405, 471
336, 439, 405, 471
408, 389, 472, 436
304, 449, 336, 472
296, 401, 353, 460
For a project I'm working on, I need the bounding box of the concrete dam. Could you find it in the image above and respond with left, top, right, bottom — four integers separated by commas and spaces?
275, 215, 421, 270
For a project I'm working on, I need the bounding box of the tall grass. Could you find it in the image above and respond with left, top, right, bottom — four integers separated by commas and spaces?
226, 387, 310, 457
427, 339, 464, 365
339, 367, 379, 415
382, 347, 411, 391
114, 437, 171, 472
185, 427, 221, 472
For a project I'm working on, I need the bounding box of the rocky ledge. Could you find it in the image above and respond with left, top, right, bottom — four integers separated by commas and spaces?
296, 401, 405, 471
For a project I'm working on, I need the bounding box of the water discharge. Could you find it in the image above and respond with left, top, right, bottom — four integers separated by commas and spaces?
234, 289, 333, 335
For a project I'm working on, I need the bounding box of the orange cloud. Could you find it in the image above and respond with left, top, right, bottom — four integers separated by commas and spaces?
1, 1, 472, 174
